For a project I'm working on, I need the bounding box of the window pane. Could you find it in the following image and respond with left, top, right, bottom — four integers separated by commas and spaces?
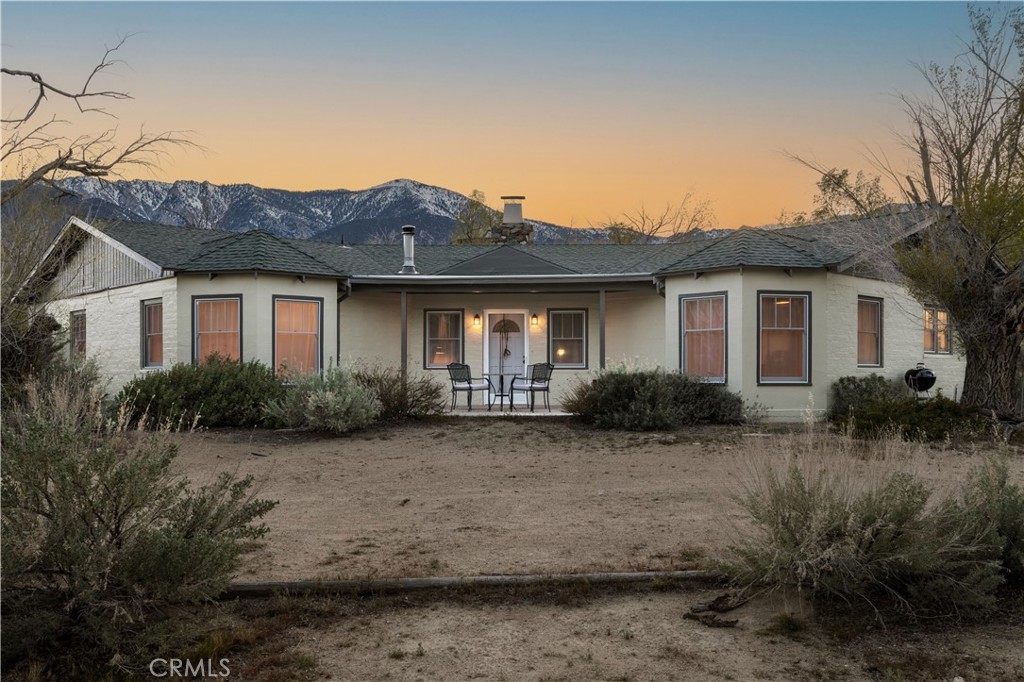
682, 297, 725, 380
686, 329, 725, 379
760, 294, 807, 381
553, 340, 584, 365
761, 329, 805, 379
70, 312, 86, 359
923, 308, 935, 351
275, 300, 319, 375
426, 312, 462, 368
550, 311, 586, 367
145, 302, 163, 367
196, 299, 240, 362
857, 299, 880, 365
936, 310, 950, 352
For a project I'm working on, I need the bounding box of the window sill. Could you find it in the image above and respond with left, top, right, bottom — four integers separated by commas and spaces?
757, 381, 812, 386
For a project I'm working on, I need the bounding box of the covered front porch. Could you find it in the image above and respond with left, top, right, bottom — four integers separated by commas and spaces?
337, 275, 668, 409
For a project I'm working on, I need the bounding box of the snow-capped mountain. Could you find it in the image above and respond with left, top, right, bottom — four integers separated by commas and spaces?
52, 177, 607, 244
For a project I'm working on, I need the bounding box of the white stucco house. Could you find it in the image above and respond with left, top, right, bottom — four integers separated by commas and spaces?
25, 201, 966, 419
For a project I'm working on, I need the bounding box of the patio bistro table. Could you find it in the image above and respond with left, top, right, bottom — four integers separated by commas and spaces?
483, 373, 520, 412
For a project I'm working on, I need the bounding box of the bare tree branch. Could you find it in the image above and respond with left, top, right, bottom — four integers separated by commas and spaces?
1, 35, 135, 124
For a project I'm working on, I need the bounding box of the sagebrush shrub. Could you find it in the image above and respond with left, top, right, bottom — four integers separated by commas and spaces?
115, 355, 285, 428
724, 435, 1014, 618
828, 373, 905, 422
1, 373, 277, 673
958, 454, 1024, 586
353, 365, 447, 423
264, 368, 379, 434
850, 392, 990, 440
563, 368, 742, 430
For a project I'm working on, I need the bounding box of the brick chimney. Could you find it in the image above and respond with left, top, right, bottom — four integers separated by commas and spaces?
490, 195, 534, 244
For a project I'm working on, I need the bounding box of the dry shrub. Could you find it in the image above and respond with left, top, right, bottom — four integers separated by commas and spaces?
352, 365, 447, 423
724, 431, 1019, 618
1, 371, 277, 676
264, 368, 378, 434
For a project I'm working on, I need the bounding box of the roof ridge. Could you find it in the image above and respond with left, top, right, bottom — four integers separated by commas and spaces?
654, 231, 736, 273
758, 230, 821, 261
507, 244, 582, 274
178, 229, 340, 273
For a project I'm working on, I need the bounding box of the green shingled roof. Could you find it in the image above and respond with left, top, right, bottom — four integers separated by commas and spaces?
177, 231, 340, 276
657, 229, 822, 274
80, 207, 938, 280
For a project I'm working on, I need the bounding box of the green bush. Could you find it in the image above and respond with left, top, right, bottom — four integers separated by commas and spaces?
1, 373, 277, 674
958, 455, 1024, 586
353, 365, 447, 423
563, 368, 743, 431
850, 392, 990, 440
115, 355, 285, 428
264, 368, 379, 434
725, 450, 1006, 617
828, 373, 905, 422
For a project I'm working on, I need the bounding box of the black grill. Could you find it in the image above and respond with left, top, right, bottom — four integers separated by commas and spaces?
904, 366, 937, 393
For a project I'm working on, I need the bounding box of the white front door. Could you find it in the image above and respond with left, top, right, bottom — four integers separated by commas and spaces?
485, 311, 528, 402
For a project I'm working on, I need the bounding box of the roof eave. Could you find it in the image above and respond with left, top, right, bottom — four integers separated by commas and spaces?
349, 273, 654, 285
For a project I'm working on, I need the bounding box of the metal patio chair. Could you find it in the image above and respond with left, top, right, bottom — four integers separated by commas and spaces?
446, 363, 494, 411
510, 362, 554, 412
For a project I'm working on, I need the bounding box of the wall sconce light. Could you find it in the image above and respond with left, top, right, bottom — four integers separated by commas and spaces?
473, 314, 481, 328
531, 314, 539, 327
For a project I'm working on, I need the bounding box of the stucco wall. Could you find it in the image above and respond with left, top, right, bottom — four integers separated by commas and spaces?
662, 268, 967, 420
46, 277, 178, 394
174, 273, 339, 371
604, 290, 665, 369
663, 270, 746, 396
825, 272, 965, 399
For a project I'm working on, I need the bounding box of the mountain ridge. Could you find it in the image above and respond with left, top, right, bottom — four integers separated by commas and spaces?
49, 177, 609, 244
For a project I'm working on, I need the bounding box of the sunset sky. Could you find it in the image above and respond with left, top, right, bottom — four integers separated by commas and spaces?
2, 2, 983, 228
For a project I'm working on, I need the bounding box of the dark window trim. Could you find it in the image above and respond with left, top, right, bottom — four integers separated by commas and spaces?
856, 295, 884, 368
272, 295, 324, 375
547, 308, 589, 369
141, 298, 163, 369
191, 294, 243, 363
423, 309, 465, 369
678, 292, 728, 383
69, 309, 86, 361
922, 305, 952, 355
756, 290, 812, 386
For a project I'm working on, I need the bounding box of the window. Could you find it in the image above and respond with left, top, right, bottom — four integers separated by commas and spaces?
857, 297, 882, 367
142, 300, 163, 368
194, 297, 241, 362
680, 294, 726, 382
274, 297, 321, 376
758, 293, 810, 384
549, 310, 586, 368
425, 310, 463, 368
923, 306, 951, 353
70, 310, 86, 360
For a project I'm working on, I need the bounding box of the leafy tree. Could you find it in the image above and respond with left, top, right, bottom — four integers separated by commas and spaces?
451, 189, 500, 244
786, 6, 1023, 417
780, 163, 894, 225
891, 6, 1023, 417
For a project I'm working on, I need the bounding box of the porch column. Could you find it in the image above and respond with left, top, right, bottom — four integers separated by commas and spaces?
400, 290, 408, 379
599, 288, 606, 370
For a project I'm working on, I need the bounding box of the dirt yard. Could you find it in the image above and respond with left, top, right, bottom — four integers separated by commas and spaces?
171, 419, 1024, 681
